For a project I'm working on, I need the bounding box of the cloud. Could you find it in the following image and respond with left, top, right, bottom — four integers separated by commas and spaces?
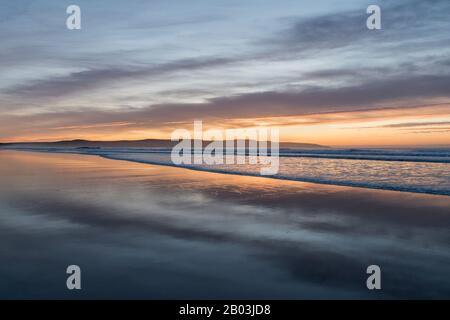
139, 73, 450, 121
2, 73, 450, 141
4, 57, 234, 100
380, 121, 450, 128
1, 0, 450, 142
270, 0, 450, 54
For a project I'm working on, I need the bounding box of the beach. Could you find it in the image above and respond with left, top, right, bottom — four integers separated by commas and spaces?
0, 150, 449, 299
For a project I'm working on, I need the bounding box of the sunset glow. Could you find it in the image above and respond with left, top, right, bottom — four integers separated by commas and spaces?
1, 0, 449, 147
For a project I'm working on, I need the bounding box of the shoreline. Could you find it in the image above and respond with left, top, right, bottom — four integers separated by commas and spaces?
2, 148, 449, 197
1, 149, 450, 298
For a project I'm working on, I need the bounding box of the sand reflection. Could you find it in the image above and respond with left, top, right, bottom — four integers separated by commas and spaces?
0, 150, 449, 299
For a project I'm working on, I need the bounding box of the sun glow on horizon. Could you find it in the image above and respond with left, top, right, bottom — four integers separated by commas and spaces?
2, 104, 450, 147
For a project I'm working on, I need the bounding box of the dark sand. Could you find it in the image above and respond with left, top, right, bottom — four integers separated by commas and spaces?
0, 150, 449, 299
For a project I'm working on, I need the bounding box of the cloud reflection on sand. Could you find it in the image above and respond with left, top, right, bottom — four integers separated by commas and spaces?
0, 151, 449, 298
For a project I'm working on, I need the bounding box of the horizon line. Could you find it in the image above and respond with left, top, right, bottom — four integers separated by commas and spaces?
1, 138, 449, 149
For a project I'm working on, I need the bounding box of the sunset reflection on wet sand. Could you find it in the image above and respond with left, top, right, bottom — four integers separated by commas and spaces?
1, 150, 449, 299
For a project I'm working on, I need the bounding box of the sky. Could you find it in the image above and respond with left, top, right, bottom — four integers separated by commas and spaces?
0, 0, 450, 146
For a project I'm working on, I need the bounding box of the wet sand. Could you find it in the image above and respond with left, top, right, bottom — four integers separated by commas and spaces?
0, 150, 449, 299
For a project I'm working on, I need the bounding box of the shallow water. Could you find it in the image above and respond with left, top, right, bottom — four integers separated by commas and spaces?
102, 150, 450, 195
0, 150, 449, 298
7, 146, 450, 195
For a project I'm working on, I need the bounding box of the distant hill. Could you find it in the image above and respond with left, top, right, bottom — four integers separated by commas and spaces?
0, 139, 329, 149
